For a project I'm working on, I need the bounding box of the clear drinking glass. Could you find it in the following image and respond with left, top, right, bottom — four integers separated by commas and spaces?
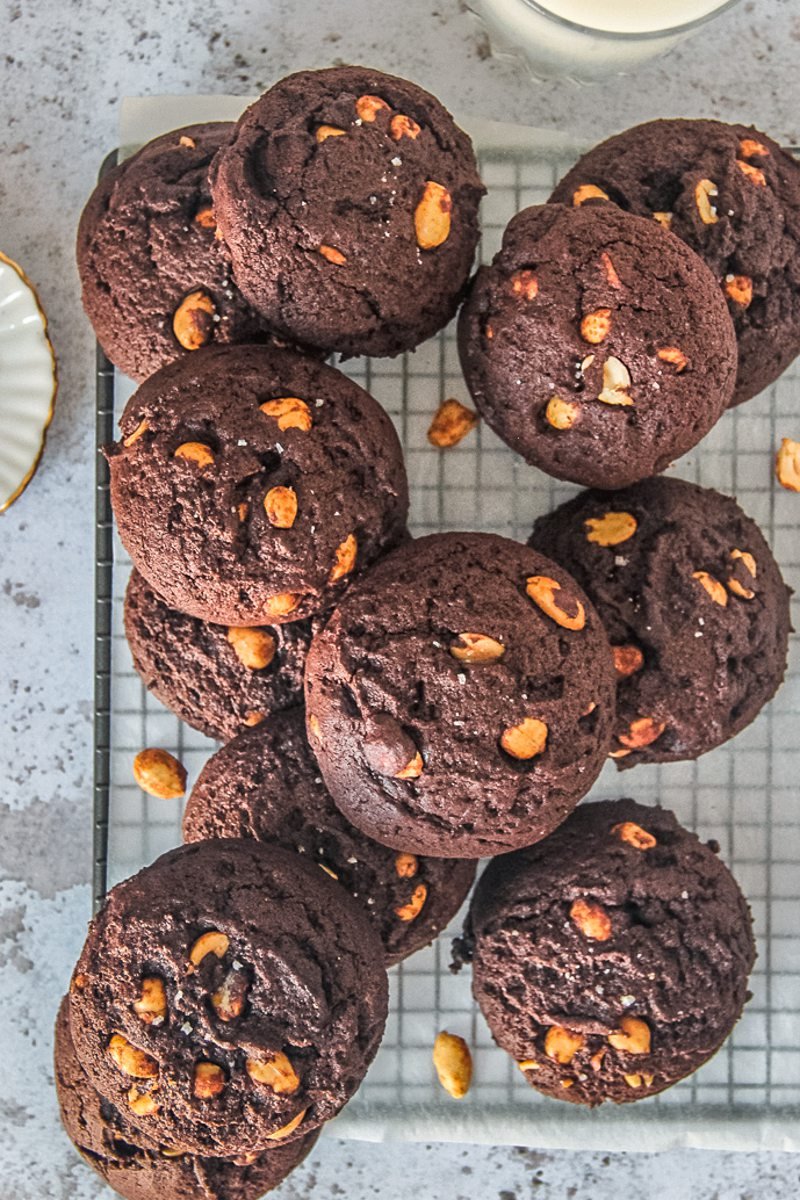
468, 0, 743, 82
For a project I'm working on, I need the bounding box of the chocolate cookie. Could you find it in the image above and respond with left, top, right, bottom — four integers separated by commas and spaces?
124, 570, 318, 742
211, 66, 484, 357
69, 839, 388, 1158
182, 709, 477, 964
529, 477, 791, 767
457, 203, 737, 489
106, 343, 409, 626
55, 998, 319, 1200
550, 119, 800, 405
304, 532, 616, 858
77, 124, 272, 382
464, 799, 756, 1105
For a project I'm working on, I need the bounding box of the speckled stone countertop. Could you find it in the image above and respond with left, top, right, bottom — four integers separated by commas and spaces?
2, 1, 800, 1196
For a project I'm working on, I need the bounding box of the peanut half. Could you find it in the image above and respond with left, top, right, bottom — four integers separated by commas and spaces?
776, 438, 800, 492
545, 395, 580, 430
692, 570, 728, 607
173, 289, 215, 350
108, 1034, 158, 1079
265, 1109, 307, 1141
449, 632, 505, 664
544, 1027, 584, 1064
569, 898, 612, 941
433, 1031, 472, 1099
395, 852, 418, 878
174, 442, 215, 469
395, 882, 428, 922
316, 124, 346, 143
500, 717, 548, 761
211, 970, 249, 1022
395, 751, 424, 780
695, 178, 719, 224
133, 748, 186, 800
657, 346, 688, 372
226, 627, 277, 671
264, 485, 298, 529
427, 398, 478, 448
608, 1015, 651, 1055
618, 716, 666, 750
739, 138, 770, 159
246, 1052, 300, 1094
262, 592, 302, 620
737, 160, 766, 187
600, 251, 622, 289
329, 533, 358, 583
319, 244, 347, 265
728, 547, 757, 599
526, 575, 586, 631
390, 114, 421, 140
193, 1062, 226, 1099
188, 930, 229, 969
725, 274, 753, 307
613, 645, 644, 678
133, 976, 168, 1026
580, 308, 612, 345
415, 181, 452, 250
597, 356, 633, 406
355, 94, 390, 122
611, 821, 657, 850
194, 205, 216, 229
123, 418, 150, 447
584, 511, 637, 547
572, 184, 609, 206
260, 397, 313, 432
509, 269, 539, 301
128, 1086, 160, 1116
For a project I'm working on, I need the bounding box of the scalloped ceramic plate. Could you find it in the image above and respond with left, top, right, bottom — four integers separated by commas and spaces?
0, 251, 57, 512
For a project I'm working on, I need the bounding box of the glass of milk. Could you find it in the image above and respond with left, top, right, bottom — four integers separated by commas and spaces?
469, 0, 742, 81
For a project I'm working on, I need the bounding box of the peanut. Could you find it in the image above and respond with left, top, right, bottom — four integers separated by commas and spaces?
174, 441, 214, 469
226, 627, 277, 671
246, 1052, 300, 1095
545, 395, 579, 430
657, 346, 688, 372
692, 570, 728, 606
133, 748, 186, 800
611, 821, 656, 850
172, 289, 215, 350
193, 1062, 226, 1099
188, 930, 229, 969
580, 308, 612, 345
265, 1109, 306, 1140
390, 114, 421, 140
128, 1086, 159, 1116
395, 852, 418, 878
355, 94, 390, 122
544, 1027, 584, 1065
600, 251, 622, 289
432, 1031, 472, 1099
395, 882, 428, 922
776, 438, 800, 492
264, 485, 298, 529
194, 205, 216, 229
695, 179, 719, 224
123, 419, 150, 447
108, 1034, 158, 1079
395, 751, 424, 780
260, 397, 312, 432
427, 398, 478, 448
415, 181, 452, 250
725, 274, 753, 307
608, 1015, 651, 1055
618, 716, 666, 750
597, 356, 633, 406
737, 160, 766, 187
319, 244, 347, 265
500, 717, 548, 761
133, 977, 167, 1026
449, 632, 505, 664
262, 592, 301, 620
509, 269, 539, 301
584, 511, 637, 547
569, 898, 612, 941
329, 533, 358, 583
572, 184, 609, 206
316, 125, 346, 143
525, 575, 586, 631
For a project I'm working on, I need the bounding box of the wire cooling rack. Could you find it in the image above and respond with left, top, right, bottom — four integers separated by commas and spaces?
94, 117, 800, 1151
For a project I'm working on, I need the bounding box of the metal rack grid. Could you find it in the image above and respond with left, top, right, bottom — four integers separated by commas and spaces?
95, 131, 800, 1150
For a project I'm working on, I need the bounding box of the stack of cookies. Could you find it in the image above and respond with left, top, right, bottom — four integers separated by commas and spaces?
63, 62, 800, 1190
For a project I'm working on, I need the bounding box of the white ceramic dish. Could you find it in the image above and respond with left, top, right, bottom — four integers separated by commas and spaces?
0, 251, 57, 512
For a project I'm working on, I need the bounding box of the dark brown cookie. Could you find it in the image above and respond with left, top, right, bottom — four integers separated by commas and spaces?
182, 709, 476, 965
77, 124, 272, 382
304, 532, 616, 858
529, 477, 792, 767
124, 570, 319, 742
457, 203, 737, 489
69, 840, 388, 1158
210, 66, 484, 357
464, 799, 756, 1105
54, 997, 319, 1200
550, 119, 800, 405
106, 343, 409, 626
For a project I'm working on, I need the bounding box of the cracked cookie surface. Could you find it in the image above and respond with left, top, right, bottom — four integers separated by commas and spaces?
55, 997, 319, 1199
211, 66, 484, 357
106, 342, 409, 626
530, 477, 791, 767
550, 119, 800, 406
464, 798, 756, 1105
77, 124, 273, 382
183, 709, 476, 964
69, 840, 388, 1158
457, 203, 737, 489
124, 570, 318, 742
304, 532, 616, 858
